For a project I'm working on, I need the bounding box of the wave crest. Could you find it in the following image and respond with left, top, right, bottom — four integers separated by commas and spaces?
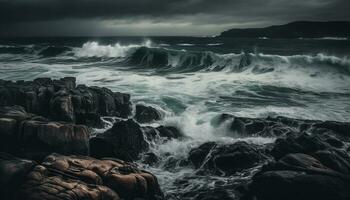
122, 46, 350, 75
72, 40, 153, 58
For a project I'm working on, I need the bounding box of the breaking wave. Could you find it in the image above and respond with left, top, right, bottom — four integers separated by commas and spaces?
67, 41, 350, 75
72, 40, 153, 58
1, 41, 350, 76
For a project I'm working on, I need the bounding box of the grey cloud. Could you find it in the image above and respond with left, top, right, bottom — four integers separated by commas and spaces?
0, 0, 349, 36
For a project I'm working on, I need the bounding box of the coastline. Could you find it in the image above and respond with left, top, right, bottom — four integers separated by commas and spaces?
1, 77, 350, 200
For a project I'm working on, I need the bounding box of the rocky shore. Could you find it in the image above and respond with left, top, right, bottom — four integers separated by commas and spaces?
1, 77, 350, 200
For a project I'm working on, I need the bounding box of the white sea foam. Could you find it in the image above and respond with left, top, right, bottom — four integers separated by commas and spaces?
72, 40, 153, 57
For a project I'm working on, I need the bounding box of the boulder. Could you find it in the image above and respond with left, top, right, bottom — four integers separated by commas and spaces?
249, 153, 350, 200
156, 126, 183, 139
143, 125, 184, 141
271, 133, 328, 159
189, 141, 269, 175
18, 154, 163, 200
188, 142, 217, 168
19, 120, 90, 159
251, 170, 350, 200
0, 105, 90, 160
90, 119, 149, 161
135, 104, 162, 123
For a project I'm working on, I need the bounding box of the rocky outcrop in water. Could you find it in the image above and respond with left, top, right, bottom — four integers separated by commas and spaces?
0, 153, 163, 200
90, 119, 183, 162
0, 77, 132, 127
90, 119, 149, 161
189, 141, 270, 176
180, 114, 350, 200
134, 104, 163, 123
216, 114, 350, 200
249, 152, 350, 200
216, 113, 350, 138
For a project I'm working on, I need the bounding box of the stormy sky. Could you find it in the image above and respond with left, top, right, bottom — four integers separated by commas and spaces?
0, 0, 349, 36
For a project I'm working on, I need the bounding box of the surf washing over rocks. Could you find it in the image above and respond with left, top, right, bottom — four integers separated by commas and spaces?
0, 37, 350, 200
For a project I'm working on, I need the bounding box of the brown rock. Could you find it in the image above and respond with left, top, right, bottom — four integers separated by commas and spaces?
18, 154, 163, 200
18, 165, 120, 200
19, 120, 90, 159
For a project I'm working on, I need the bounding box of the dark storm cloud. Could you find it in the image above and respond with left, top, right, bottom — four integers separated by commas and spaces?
0, 0, 349, 36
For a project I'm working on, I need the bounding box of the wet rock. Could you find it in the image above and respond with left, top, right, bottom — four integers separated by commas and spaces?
143, 125, 184, 141
90, 119, 149, 161
0, 106, 90, 159
17, 154, 163, 200
135, 104, 162, 123
142, 152, 159, 165
251, 170, 350, 200
0, 105, 32, 121
0, 77, 132, 127
324, 135, 344, 148
215, 114, 297, 137
249, 153, 350, 200
271, 133, 328, 159
0, 153, 37, 200
313, 120, 350, 137
19, 120, 90, 159
156, 126, 183, 139
190, 141, 269, 175
49, 89, 75, 122
216, 114, 350, 140
312, 150, 350, 174
19, 165, 120, 200
188, 142, 217, 168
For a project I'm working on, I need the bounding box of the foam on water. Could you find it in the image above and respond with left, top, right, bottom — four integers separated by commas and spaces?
72, 40, 153, 57
136, 105, 275, 198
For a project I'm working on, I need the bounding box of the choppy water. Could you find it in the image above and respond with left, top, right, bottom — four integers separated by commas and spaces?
1, 36, 350, 199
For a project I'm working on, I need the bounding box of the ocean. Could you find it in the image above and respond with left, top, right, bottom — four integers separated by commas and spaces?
1, 36, 350, 198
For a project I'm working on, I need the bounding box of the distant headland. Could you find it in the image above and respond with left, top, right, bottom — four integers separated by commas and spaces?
219, 21, 350, 38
